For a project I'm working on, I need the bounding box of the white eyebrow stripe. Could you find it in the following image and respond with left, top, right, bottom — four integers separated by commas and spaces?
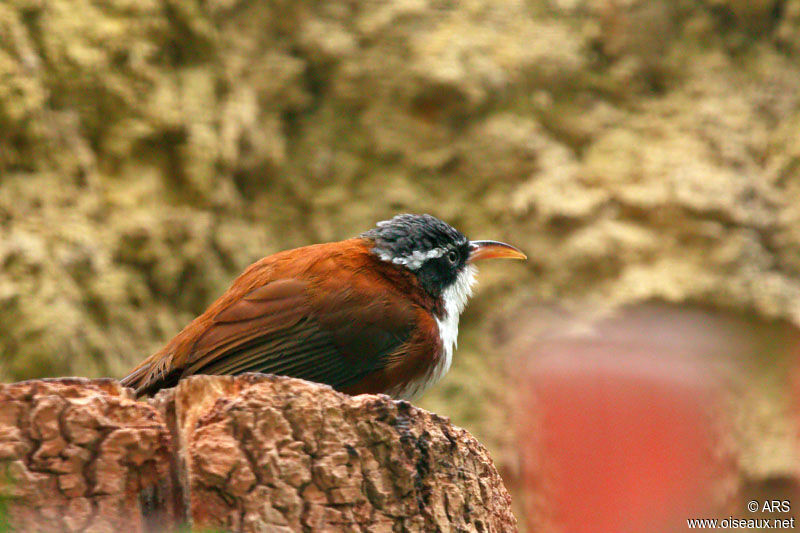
373, 247, 447, 270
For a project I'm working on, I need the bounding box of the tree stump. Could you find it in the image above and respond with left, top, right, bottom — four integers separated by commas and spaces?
0, 375, 516, 532
0, 378, 171, 533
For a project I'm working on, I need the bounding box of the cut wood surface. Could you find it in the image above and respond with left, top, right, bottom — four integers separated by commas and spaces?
0, 375, 516, 532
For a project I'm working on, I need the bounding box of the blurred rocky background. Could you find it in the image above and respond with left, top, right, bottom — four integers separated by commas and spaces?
2, 0, 800, 530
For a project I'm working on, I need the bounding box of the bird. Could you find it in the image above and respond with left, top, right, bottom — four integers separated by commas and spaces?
121, 213, 526, 399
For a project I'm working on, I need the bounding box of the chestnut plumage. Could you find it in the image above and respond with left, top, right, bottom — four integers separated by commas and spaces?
121, 214, 526, 399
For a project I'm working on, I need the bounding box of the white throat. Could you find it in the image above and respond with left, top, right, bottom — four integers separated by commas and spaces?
392, 265, 477, 400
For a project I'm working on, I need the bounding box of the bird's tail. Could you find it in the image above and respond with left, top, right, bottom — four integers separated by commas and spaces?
120, 352, 179, 396
119, 363, 146, 388
119, 359, 152, 393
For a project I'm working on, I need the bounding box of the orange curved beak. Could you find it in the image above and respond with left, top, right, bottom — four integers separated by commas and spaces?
468, 240, 527, 263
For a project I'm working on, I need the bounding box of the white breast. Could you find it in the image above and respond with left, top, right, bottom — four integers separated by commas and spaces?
391, 265, 477, 401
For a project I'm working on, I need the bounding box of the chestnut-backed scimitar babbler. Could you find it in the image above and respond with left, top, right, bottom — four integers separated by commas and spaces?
121, 214, 526, 399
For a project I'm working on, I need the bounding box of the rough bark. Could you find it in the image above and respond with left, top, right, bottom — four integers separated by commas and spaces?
0, 375, 516, 533
0, 378, 172, 533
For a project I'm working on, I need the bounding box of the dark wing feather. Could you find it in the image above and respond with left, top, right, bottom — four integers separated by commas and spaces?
179, 278, 416, 390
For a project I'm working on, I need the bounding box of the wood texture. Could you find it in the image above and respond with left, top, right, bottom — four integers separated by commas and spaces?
0, 375, 516, 532
0, 378, 173, 533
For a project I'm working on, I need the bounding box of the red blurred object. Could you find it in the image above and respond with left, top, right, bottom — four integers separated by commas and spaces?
512, 306, 736, 532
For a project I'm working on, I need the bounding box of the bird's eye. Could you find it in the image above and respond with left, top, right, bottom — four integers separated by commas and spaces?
447, 250, 458, 264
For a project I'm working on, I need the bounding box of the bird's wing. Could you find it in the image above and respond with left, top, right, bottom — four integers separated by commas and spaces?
127, 277, 418, 395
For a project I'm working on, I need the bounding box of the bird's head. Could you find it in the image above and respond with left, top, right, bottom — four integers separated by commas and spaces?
362, 214, 526, 315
